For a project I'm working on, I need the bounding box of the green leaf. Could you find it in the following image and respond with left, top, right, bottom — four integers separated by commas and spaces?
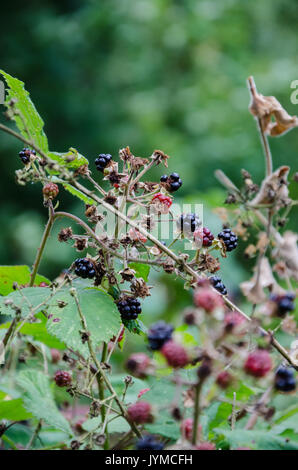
214, 428, 298, 450
48, 148, 88, 170
0, 70, 48, 152
123, 318, 147, 335
145, 413, 180, 440
46, 288, 121, 358
62, 183, 94, 205
17, 370, 72, 435
82, 416, 101, 433
108, 417, 130, 434
0, 287, 51, 317
206, 401, 232, 433
0, 265, 49, 296
128, 263, 150, 282
0, 318, 65, 349
0, 398, 33, 421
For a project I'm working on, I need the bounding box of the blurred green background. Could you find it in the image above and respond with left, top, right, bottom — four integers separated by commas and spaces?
1, 0, 298, 327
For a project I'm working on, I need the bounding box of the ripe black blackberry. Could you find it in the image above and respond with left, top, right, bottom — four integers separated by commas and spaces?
160, 172, 183, 192
74, 258, 96, 279
136, 435, 164, 450
275, 366, 296, 392
218, 228, 238, 252
117, 297, 142, 320
19, 147, 36, 164
147, 321, 173, 350
271, 293, 295, 317
210, 276, 227, 295
95, 153, 112, 172
178, 213, 201, 237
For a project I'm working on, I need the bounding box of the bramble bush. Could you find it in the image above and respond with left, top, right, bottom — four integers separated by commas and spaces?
0, 71, 297, 451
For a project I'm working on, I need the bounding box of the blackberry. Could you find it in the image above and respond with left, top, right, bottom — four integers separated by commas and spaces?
160, 173, 183, 192
244, 349, 272, 378
218, 228, 238, 252
178, 213, 201, 237
271, 292, 295, 317
161, 340, 189, 368
136, 435, 164, 451
127, 401, 152, 424
147, 321, 173, 350
210, 276, 227, 295
275, 366, 296, 392
117, 297, 142, 320
54, 370, 72, 387
19, 147, 36, 164
95, 153, 112, 172
202, 227, 214, 247
74, 258, 96, 279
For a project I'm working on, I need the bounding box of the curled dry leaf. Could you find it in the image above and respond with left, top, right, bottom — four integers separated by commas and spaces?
273, 231, 298, 281
240, 257, 285, 304
248, 76, 298, 137
250, 166, 290, 209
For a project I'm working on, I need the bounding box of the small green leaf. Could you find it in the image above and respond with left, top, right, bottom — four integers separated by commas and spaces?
62, 183, 94, 205
47, 288, 121, 358
0, 265, 49, 296
82, 416, 101, 433
0, 287, 51, 317
108, 417, 130, 434
0, 398, 33, 421
128, 263, 150, 282
48, 148, 88, 170
0, 70, 48, 152
17, 370, 72, 435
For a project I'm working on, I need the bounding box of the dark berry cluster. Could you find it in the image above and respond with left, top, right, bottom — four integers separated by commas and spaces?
136, 435, 164, 450
218, 228, 238, 251
270, 293, 295, 317
54, 370, 72, 387
147, 321, 173, 350
275, 366, 296, 392
160, 172, 182, 192
95, 153, 112, 172
19, 147, 36, 164
117, 297, 142, 320
178, 213, 201, 236
202, 227, 214, 247
210, 276, 227, 295
74, 258, 96, 279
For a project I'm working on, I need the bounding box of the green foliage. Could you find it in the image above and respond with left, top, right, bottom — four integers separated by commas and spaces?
0, 265, 49, 296
17, 370, 73, 435
0, 287, 52, 317
46, 288, 121, 358
128, 263, 150, 282
0, 397, 33, 421
214, 428, 298, 450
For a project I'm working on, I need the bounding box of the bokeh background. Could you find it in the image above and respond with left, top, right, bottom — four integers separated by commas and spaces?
1, 0, 298, 331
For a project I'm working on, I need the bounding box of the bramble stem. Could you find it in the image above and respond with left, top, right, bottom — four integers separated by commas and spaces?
192, 380, 203, 445
30, 206, 54, 287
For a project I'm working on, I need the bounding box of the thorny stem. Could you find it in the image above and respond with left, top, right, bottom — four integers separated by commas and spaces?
192, 380, 203, 445
30, 206, 55, 287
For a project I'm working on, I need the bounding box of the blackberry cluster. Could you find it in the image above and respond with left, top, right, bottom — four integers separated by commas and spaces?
147, 321, 173, 350
160, 172, 182, 192
275, 366, 296, 392
270, 293, 295, 317
202, 227, 214, 247
117, 298, 142, 320
19, 147, 36, 164
218, 228, 238, 251
210, 276, 227, 295
74, 258, 96, 279
178, 213, 201, 237
95, 153, 112, 172
136, 435, 164, 451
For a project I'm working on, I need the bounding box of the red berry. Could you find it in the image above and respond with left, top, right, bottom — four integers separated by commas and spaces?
126, 352, 151, 378
244, 349, 272, 378
161, 340, 189, 368
196, 442, 216, 450
50, 349, 61, 364
43, 182, 59, 199
129, 228, 147, 243
193, 287, 224, 313
151, 193, 173, 214
54, 370, 72, 387
216, 371, 232, 389
127, 401, 152, 424
224, 311, 246, 334
180, 418, 202, 442
202, 227, 214, 247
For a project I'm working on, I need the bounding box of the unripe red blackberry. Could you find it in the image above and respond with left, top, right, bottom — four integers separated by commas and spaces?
54, 370, 72, 387
126, 352, 151, 378
43, 182, 59, 200
202, 227, 215, 247
151, 192, 173, 214
224, 311, 246, 334
50, 349, 61, 364
195, 442, 216, 450
127, 401, 153, 424
244, 349, 272, 378
161, 340, 189, 368
129, 228, 147, 243
180, 418, 202, 442
216, 371, 232, 389
193, 287, 223, 313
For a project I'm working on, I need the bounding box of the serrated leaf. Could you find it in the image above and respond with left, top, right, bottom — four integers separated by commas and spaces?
17, 370, 72, 435
0, 265, 50, 296
0, 398, 33, 421
48, 148, 88, 170
107, 417, 130, 434
46, 288, 121, 358
128, 263, 150, 282
0, 287, 51, 317
0, 70, 48, 152
62, 183, 94, 205
214, 428, 298, 450
145, 413, 180, 440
